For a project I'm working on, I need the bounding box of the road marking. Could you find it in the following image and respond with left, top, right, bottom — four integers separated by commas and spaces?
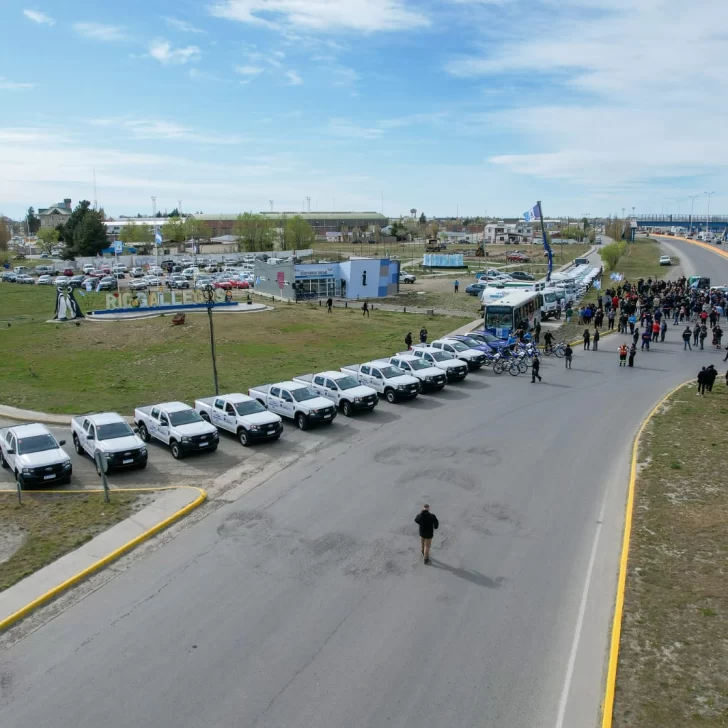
555, 483, 609, 728
599, 380, 690, 728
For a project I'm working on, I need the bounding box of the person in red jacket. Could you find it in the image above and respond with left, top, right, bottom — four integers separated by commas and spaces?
652, 320, 660, 342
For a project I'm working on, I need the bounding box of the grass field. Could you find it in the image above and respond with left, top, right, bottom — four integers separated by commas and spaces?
0, 491, 140, 591
0, 284, 470, 413
613, 381, 728, 727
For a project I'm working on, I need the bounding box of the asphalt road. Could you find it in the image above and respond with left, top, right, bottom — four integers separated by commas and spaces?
1, 237, 724, 728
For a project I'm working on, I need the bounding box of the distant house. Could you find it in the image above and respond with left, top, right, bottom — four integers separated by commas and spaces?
39, 198, 72, 229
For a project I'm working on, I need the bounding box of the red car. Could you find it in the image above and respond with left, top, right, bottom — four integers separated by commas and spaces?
214, 280, 234, 290
506, 252, 530, 262
62, 267, 74, 277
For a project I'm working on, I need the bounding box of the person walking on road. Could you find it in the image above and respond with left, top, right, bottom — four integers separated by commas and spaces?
531, 355, 542, 383
414, 504, 439, 564
628, 343, 637, 367
683, 326, 692, 350
608, 308, 615, 330
619, 343, 628, 366
699, 323, 708, 350
693, 322, 700, 347
564, 344, 573, 368
543, 330, 554, 354
583, 328, 591, 350
660, 319, 667, 342
628, 314, 636, 334
534, 320, 541, 344
419, 327, 428, 344
593, 328, 600, 351
641, 329, 651, 350
652, 320, 660, 342
405, 332, 413, 350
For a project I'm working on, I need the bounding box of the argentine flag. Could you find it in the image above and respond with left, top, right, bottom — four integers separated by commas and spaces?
155, 230, 163, 246
523, 203, 541, 222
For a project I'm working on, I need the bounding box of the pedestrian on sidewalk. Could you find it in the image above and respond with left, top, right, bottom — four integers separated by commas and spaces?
683, 326, 692, 350
699, 323, 708, 350
531, 355, 542, 383
414, 504, 439, 564
693, 322, 700, 347
593, 328, 600, 351
619, 343, 628, 366
565, 304, 573, 323
583, 328, 591, 350
405, 331, 413, 350
326, 297, 333, 313
660, 319, 667, 342
628, 343, 637, 367
564, 344, 573, 368
713, 324, 723, 348
608, 309, 615, 330
419, 326, 428, 344
454, 279, 460, 293
362, 301, 370, 317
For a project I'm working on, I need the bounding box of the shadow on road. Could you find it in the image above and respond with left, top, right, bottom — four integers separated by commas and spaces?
537, 382, 573, 388
429, 559, 506, 589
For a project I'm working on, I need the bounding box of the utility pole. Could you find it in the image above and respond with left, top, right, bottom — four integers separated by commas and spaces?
705, 191, 716, 237
687, 194, 699, 235
306, 196, 311, 213
151, 196, 157, 266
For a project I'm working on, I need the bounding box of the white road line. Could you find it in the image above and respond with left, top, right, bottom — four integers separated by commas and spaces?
554, 485, 609, 728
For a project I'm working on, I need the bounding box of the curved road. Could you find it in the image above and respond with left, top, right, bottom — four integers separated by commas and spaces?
1, 237, 724, 728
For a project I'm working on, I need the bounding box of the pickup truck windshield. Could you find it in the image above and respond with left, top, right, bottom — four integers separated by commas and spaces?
17, 434, 58, 454
408, 359, 430, 371
96, 422, 134, 440
336, 376, 360, 390
235, 401, 266, 416
459, 337, 482, 348
169, 410, 203, 426
448, 342, 469, 352
430, 351, 453, 362
292, 388, 317, 402
379, 366, 403, 378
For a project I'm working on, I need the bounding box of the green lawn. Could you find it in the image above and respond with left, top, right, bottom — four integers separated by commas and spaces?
614, 382, 728, 727
0, 283, 470, 413
0, 491, 140, 591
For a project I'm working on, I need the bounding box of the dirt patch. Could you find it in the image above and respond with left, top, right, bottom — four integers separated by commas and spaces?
613, 383, 728, 727
0, 524, 25, 565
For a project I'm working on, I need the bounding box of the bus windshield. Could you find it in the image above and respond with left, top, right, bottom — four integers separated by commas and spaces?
485, 306, 512, 328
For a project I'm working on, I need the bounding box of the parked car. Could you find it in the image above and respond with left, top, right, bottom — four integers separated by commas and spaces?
71, 413, 147, 473
69, 275, 87, 288
195, 394, 283, 446
426, 339, 486, 370
509, 271, 535, 281
134, 402, 219, 460
148, 266, 164, 276
214, 279, 234, 290
506, 252, 530, 262
194, 276, 213, 290
0, 423, 72, 486
1, 272, 17, 282
166, 275, 190, 289
292, 371, 378, 417
399, 272, 417, 284
131, 267, 145, 278
62, 267, 74, 277
129, 279, 149, 291
378, 355, 447, 391
36, 274, 54, 285
82, 264, 95, 274
143, 275, 161, 286
340, 362, 420, 403
659, 255, 672, 266
97, 276, 118, 291
248, 381, 337, 431
17, 274, 36, 284
406, 347, 468, 381
465, 282, 487, 296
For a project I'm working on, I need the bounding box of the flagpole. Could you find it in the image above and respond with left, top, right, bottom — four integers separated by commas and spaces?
537, 200, 553, 281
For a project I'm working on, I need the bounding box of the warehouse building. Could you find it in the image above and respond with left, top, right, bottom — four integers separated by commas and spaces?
191, 212, 389, 239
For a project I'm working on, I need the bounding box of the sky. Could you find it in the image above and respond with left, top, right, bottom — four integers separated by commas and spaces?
1, 0, 727, 220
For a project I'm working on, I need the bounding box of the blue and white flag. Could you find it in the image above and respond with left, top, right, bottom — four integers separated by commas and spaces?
594, 278, 601, 290
523, 203, 541, 222
155, 230, 163, 246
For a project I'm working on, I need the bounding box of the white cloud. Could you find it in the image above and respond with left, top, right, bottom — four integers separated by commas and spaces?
149, 40, 202, 65
74, 22, 128, 41
235, 65, 264, 76
444, 0, 728, 186
87, 118, 241, 144
165, 17, 205, 33
209, 0, 429, 32
0, 77, 35, 90
23, 9, 54, 25
328, 118, 383, 140
285, 70, 303, 85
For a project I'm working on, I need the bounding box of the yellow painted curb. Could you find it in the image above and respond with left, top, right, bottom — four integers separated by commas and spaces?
0, 485, 207, 632
600, 379, 692, 727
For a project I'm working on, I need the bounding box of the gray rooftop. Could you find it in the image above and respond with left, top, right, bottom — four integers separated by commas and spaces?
193, 212, 388, 222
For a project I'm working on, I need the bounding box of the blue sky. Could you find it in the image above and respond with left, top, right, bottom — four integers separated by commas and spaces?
1, 0, 727, 219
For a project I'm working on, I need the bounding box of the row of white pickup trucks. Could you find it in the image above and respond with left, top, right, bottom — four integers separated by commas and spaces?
0, 337, 487, 485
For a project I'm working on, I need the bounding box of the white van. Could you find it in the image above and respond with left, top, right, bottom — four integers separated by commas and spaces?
182, 266, 200, 280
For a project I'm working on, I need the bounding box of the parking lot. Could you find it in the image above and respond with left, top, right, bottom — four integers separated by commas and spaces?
0, 375, 490, 497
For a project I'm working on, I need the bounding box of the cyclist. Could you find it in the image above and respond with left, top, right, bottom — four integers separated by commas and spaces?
543, 330, 554, 354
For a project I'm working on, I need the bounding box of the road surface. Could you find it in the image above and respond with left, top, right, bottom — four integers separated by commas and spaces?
0, 237, 723, 728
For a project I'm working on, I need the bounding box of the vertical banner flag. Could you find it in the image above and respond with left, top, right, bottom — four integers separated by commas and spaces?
155, 230, 163, 246
523, 201, 553, 281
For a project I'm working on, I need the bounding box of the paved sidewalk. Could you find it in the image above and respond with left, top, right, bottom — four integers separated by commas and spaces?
0, 486, 205, 629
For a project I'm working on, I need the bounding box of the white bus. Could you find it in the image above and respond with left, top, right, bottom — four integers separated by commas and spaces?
483, 290, 543, 338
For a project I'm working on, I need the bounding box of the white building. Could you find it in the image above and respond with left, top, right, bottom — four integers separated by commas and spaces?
484, 222, 533, 244
103, 218, 184, 240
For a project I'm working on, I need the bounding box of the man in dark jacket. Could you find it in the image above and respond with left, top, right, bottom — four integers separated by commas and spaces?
414, 504, 439, 564
697, 367, 707, 396
705, 364, 718, 392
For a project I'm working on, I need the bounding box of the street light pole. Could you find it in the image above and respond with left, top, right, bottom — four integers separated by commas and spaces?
705, 191, 716, 238
687, 195, 699, 235
203, 285, 220, 395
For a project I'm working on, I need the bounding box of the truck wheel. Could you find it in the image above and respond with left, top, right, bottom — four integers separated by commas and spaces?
138, 424, 150, 443
341, 401, 353, 417
238, 428, 250, 446
0, 451, 7, 469
137, 460, 147, 470
73, 433, 84, 455
385, 389, 397, 404
296, 413, 309, 430
200, 412, 210, 422
170, 441, 184, 460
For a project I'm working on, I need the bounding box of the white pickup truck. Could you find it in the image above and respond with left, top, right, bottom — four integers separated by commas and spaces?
71, 413, 148, 473
376, 354, 447, 391
0, 422, 72, 487
404, 347, 469, 381
427, 339, 487, 370
292, 371, 378, 416
340, 362, 420, 403
248, 381, 337, 430
194, 393, 283, 446
134, 401, 219, 459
